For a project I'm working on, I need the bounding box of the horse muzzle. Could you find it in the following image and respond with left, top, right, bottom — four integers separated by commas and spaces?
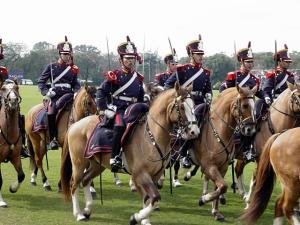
182, 123, 200, 140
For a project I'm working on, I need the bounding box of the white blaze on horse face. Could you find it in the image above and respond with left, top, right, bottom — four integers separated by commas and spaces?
248, 96, 255, 122
183, 97, 200, 138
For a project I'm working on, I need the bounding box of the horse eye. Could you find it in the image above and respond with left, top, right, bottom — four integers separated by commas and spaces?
242, 104, 249, 109
180, 105, 185, 110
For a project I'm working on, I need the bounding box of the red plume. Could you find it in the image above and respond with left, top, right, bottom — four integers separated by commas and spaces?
284, 44, 288, 49
65, 35, 68, 42
248, 41, 251, 48
126, 36, 131, 42
198, 34, 202, 41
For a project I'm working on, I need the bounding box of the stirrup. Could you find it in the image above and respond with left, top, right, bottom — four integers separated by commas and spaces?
20, 146, 30, 159
181, 156, 192, 169
110, 156, 122, 172
49, 138, 59, 150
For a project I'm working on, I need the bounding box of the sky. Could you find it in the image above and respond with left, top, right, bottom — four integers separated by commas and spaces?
1, 0, 300, 58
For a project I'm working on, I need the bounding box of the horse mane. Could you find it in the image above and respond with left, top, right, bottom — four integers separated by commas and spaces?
212, 88, 238, 111
150, 89, 176, 115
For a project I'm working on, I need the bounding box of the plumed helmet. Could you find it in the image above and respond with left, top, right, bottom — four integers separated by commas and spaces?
237, 41, 253, 62
275, 44, 292, 62
57, 36, 73, 54
186, 34, 204, 56
117, 36, 142, 64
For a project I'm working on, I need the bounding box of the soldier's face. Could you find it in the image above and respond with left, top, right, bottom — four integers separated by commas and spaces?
168, 61, 178, 72
122, 57, 136, 69
60, 53, 71, 64
243, 61, 254, 70
279, 60, 291, 69
192, 53, 203, 64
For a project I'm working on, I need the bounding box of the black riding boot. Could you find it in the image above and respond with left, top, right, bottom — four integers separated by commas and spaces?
241, 135, 256, 163
19, 114, 30, 158
47, 114, 59, 150
110, 126, 125, 172
180, 140, 192, 169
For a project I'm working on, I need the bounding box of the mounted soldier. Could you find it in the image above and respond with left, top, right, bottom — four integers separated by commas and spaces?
96, 36, 145, 172
38, 36, 80, 150
263, 44, 294, 105
219, 41, 263, 162
154, 53, 178, 90
164, 35, 212, 168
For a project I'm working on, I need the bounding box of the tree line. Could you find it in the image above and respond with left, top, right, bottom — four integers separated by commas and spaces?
1, 41, 300, 87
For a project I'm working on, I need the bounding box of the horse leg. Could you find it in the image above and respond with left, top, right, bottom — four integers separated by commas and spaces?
28, 135, 39, 186
34, 143, 51, 191
282, 187, 300, 225
184, 165, 199, 181
173, 160, 182, 187
235, 160, 247, 198
89, 181, 97, 200
130, 173, 160, 225
199, 166, 227, 207
9, 154, 25, 193
0, 166, 7, 207
156, 172, 165, 190
129, 177, 137, 192
203, 175, 209, 195
113, 173, 122, 187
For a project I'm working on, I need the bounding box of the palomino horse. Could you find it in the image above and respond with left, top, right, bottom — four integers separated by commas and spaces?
60, 83, 200, 223
25, 85, 96, 191
234, 83, 300, 207
0, 79, 25, 207
191, 86, 257, 221
241, 128, 300, 225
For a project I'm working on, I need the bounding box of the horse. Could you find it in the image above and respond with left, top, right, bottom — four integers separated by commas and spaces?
190, 86, 257, 221
60, 82, 200, 223
25, 85, 97, 191
0, 79, 25, 207
234, 83, 300, 207
241, 128, 300, 225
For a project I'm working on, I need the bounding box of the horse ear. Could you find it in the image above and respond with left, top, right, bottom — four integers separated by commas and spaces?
12, 77, 18, 85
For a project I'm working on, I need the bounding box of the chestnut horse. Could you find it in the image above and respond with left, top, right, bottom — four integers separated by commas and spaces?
241, 128, 300, 225
25, 85, 96, 191
191, 86, 257, 221
234, 83, 300, 206
0, 80, 25, 207
60, 83, 200, 223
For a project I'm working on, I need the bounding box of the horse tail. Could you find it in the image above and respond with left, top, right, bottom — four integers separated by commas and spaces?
27, 134, 36, 170
60, 131, 72, 201
240, 133, 280, 225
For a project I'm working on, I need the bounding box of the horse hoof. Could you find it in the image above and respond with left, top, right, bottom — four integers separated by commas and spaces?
154, 206, 160, 212
9, 187, 17, 193
220, 197, 226, 205
213, 213, 225, 222
83, 213, 91, 220
76, 214, 87, 222
116, 180, 122, 187
183, 176, 190, 182
156, 183, 163, 189
31, 181, 37, 186
44, 186, 52, 191
130, 187, 137, 192
198, 197, 205, 206
0, 201, 7, 208
129, 214, 138, 225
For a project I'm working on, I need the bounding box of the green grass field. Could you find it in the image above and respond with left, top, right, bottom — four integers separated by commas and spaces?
0, 86, 284, 225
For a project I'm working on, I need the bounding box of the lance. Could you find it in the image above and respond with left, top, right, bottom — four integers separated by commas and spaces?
168, 37, 179, 84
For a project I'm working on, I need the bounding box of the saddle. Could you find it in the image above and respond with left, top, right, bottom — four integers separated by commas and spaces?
32, 93, 74, 132
84, 103, 149, 158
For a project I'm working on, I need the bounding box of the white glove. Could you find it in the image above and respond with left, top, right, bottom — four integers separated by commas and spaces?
73, 91, 78, 99
205, 93, 212, 105
46, 88, 56, 98
105, 104, 117, 119
265, 97, 272, 105
143, 94, 151, 103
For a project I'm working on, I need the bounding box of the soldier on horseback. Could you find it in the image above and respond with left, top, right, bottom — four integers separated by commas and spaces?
262, 44, 294, 106
38, 36, 80, 150
154, 53, 178, 90
164, 35, 212, 168
219, 42, 264, 162
96, 36, 145, 172
0, 38, 30, 158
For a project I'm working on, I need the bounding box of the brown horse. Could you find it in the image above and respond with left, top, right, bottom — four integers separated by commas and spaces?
234, 83, 300, 206
190, 86, 257, 221
0, 79, 25, 207
241, 128, 300, 225
25, 85, 96, 191
60, 83, 200, 223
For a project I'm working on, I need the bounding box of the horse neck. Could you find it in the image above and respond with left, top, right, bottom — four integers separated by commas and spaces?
270, 92, 297, 132
72, 92, 86, 122
0, 106, 19, 137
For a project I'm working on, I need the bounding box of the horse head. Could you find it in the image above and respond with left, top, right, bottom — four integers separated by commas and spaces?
288, 76, 300, 115
232, 86, 257, 136
144, 82, 164, 102
167, 82, 200, 140
0, 79, 21, 112
74, 85, 97, 118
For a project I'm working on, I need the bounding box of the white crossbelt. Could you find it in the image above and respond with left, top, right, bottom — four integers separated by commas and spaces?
112, 72, 137, 98
54, 83, 71, 88
182, 68, 204, 88
52, 66, 71, 84
116, 96, 137, 102
238, 74, 250, 88
275, 74, 288, 90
